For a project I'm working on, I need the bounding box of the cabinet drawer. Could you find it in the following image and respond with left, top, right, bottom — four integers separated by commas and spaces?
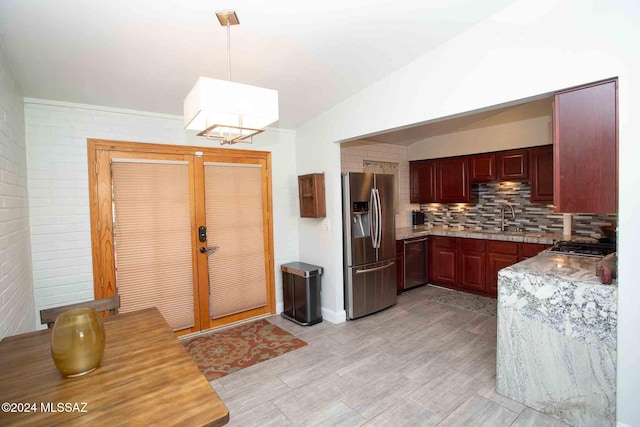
459, 238, 486, 252
519, 243, 550, 258
488, 240, 518, 255
431, 236, 457, 248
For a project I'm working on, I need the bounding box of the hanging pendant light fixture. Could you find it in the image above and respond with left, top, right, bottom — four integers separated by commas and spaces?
183, 10, 279, 145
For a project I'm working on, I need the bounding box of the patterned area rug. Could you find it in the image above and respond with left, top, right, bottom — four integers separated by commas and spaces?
182, 319, 307, 381
428, 290, 497, 317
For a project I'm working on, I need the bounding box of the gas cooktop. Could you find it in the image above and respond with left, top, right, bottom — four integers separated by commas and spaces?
548, 241, 616, 258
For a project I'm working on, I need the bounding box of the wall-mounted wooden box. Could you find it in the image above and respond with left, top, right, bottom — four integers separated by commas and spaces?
298, 173, 326, 218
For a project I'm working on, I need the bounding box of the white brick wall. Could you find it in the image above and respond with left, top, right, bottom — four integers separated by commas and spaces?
25, 100, 299, 327
340, 140, 417, 228
0, 47, 35, 339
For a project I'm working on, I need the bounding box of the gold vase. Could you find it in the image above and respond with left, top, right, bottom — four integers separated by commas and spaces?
50, 307, 106, 377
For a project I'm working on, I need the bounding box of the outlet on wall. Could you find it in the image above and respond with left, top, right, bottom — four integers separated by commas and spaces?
321, 218, 330, 231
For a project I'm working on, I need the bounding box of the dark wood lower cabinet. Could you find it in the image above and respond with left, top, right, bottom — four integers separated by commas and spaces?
396, 240, 404, 295
427, 237, 548, 297
519, 242, 552, 261
458, 238, 486, 292
486, 252, 519, 294
429, 237, 458, 286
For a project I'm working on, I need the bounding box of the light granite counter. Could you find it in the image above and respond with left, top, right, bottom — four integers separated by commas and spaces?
396, 225, 593, 245
496, 253, 617, 426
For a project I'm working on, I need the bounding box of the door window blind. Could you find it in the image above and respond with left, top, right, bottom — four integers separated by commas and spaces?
204, 163, 267, 319
111, 161, 195, 331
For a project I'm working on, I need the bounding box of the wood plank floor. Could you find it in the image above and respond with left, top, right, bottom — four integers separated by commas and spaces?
209, 285, 567, 426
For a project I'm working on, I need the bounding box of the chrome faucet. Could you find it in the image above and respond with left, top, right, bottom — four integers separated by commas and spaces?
501, 202, 515, 232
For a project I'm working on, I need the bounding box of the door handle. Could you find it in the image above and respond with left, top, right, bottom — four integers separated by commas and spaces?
200, 246, 219, 255
355, 261, 394, 274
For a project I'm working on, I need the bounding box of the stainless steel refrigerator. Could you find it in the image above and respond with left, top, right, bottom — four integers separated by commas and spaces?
342, 172, 397, 320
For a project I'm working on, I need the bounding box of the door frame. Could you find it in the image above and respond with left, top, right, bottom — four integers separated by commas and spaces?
87, 139, 276, 333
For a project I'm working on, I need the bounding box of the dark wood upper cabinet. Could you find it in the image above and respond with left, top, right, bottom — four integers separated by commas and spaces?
298, 173, 326, 218
529, 145, 554, 203
469, 153, 497, 183
554, 79, 617, 213
409, 160, 436, 203
497, 149, 528, 181
436, 157, 470, 203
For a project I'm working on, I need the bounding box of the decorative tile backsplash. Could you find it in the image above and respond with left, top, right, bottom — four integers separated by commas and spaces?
419, 182, 617, 238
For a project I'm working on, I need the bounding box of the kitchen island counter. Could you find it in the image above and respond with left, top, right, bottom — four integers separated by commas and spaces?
496, 252, 617, 426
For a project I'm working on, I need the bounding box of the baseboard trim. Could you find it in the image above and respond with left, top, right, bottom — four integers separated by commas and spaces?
321, 307, 346, 324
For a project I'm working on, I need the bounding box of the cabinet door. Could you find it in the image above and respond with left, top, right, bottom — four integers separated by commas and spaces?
554, 79, 617, 213
410, 160, 436, 203
436, 158, 470, 203
298, 173, 326, 217
459, 250, 486, 292
486, 252, 519, 294
430, 237, 458, 285
470, 153, 497, 183
497, 149, 528, 181
518, 242, 551, 262
529, 146, 554, 203
396, 240, 404, 294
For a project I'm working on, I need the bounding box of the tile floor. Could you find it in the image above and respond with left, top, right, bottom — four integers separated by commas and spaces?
210, 285, 567, 426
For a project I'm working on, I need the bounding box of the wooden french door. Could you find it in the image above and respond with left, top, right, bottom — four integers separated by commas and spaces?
88, 139, 275, 335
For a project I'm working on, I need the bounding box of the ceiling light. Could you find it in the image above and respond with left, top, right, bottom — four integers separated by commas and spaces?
183, 10, 279, 145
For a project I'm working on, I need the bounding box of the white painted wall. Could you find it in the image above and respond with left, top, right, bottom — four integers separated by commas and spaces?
25, 100, 299, 328
0, 45, 34, 339
340, 141, 415, 228
408, 99, 552, 160
295, 0, 640, 423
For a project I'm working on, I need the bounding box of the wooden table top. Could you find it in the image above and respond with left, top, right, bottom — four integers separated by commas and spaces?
0, 307, 229, 426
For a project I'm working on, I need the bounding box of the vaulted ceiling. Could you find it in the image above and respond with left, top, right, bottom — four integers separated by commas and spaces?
0, 0, 516, 129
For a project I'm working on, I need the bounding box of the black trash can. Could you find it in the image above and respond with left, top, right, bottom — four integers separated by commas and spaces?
281, 262, 323, 326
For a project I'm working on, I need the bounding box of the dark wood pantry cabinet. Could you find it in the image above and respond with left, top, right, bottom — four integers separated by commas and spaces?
554, 79, 617, 213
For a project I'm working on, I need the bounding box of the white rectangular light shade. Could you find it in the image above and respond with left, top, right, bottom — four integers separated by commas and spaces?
184, 77, 279, 132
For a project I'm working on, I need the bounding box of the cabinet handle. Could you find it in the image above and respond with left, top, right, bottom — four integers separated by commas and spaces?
405, 238, 428, 244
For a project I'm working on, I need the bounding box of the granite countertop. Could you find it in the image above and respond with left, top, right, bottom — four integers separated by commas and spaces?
395, 225, 588, 245
498, 252, 617, 349
497, 252, 617, 426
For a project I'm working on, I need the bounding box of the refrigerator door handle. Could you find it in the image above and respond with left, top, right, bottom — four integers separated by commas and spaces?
369, 189, 376, 248
374, 188, 382, 249
355, 261, 395, 274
